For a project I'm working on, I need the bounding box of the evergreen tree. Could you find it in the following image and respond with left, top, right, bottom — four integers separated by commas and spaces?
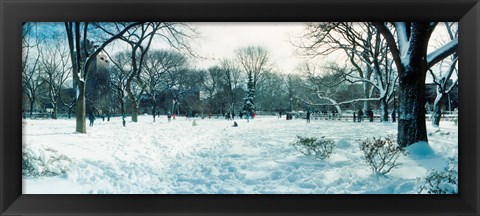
243, 73, 255, 113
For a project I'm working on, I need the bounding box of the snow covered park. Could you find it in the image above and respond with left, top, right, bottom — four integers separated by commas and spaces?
22, 115, 458, 194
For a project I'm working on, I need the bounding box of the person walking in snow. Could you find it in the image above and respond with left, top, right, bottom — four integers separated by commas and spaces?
107, 113, 110, 122
353, 112, 356, 123
306, 110, 311, 123
357, 109, 364, 122
88, 111, 96, 127
122, 114, 126, 127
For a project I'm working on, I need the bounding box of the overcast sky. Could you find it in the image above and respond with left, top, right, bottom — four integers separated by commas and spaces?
188, 22, 307, 74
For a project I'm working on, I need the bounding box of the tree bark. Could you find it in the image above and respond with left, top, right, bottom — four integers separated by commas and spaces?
432, 94, 444, 127
125, 75, 138, 122
29, 99, 35, 116
397, 64, 428, 147
76, 82, 86, 133
130, 99, 138, 122
152, 103, 156, 122
52, 103, 58, 119
381, 98, 389, 122
120, 100, 125, 116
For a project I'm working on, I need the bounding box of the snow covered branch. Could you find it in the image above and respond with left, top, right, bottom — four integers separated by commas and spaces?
426, 38, 458, 69
372, 22, 404, 73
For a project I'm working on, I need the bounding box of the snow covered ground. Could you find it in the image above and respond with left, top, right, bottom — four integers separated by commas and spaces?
22, 115, 458, 194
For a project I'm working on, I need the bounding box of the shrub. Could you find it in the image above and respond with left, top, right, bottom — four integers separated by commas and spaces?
22, 145, 72, 177
291, 136, 336, 160
359, 135, 406, 175
417, 158, 458, 194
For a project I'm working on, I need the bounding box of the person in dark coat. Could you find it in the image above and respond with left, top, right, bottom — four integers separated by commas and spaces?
353, 112, 356, 122
368, 110, 374, 122
357, 109, 364, 122
391, 110, 396, 123
306, 111, 311, 123
107, 113, 110, 122
88, 111, 96, 127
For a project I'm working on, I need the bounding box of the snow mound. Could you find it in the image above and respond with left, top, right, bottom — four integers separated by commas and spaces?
336, 138, 352, 149
23, 144, 72, 177
405, 142, 434, 158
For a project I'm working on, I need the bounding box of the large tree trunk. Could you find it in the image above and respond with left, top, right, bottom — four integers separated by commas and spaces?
432, 94, 444, 127
29, 98, 35, 116
373, 22, 457, 147
119, 98, 125, 116
76, 83, 86, 133
125, 77, 138, 122
362, 66, 372, 112
381, 98, 389, 122
130, 100, 138, 122
397, 65, 428, 147
52, 103, 58, 119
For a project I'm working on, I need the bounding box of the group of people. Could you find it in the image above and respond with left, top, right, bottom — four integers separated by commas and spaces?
353, 109, 374, 122
88, 111, 111, 127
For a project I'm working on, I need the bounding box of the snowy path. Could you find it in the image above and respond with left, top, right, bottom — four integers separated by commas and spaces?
22, 115, 458, 194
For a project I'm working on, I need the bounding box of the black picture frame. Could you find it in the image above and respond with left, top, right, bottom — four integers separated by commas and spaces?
1, 0, 479, 215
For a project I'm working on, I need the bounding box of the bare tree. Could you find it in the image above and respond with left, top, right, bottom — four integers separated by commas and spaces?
298, 23, 376, 112
235, 45, 271, 113
38, 35, 72, 119
65, 22, 140, 133
22, 23, 44, 117
199, 66, 222, 115
256, 71, 288, 112
294, 62, 344, 115
163, 66, 193, 115
96, 22, 196, 122
105, 50, 131, 116
428, 23, 458, 127
219, 59, 243, 113
143, 49, 188, 121
298, 22, 398, 121
372, 22, 458, 147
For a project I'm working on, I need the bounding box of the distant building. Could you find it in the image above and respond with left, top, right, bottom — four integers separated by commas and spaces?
79, 40, 111, 114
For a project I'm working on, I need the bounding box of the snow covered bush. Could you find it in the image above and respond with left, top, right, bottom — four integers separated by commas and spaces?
359, 135, 406, 175
23, 145, 72, 177
417, 158, 458, 194
291, 136, 336, 160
